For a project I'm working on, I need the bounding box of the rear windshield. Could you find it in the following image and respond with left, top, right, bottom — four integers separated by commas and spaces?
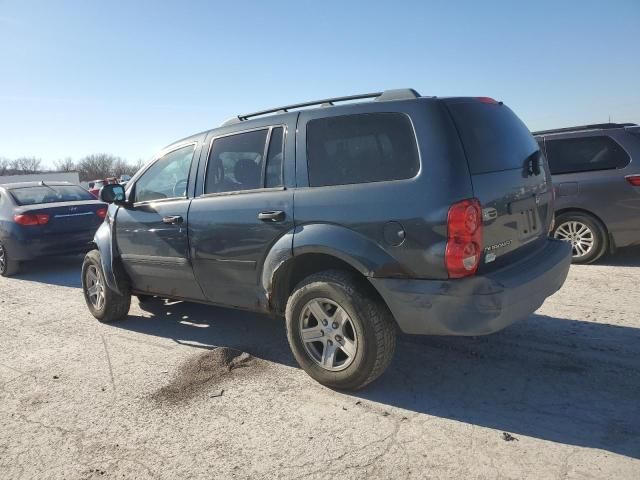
447, 101, 539, 174
10, 185, 95, 206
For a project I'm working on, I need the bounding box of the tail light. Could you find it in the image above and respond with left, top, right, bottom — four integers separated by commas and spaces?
96, 208, 107, 219
14, 213, 50, 226
446, 199, 483, 278
626, 175, 640, 186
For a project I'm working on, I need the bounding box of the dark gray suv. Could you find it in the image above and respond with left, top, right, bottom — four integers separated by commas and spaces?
534, 123, 640, 263
83, 89, 571, 389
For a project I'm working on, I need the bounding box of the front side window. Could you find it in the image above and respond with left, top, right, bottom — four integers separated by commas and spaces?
306, 113, 420, 187
134, 144, 195, 202
545, 136, 630, 175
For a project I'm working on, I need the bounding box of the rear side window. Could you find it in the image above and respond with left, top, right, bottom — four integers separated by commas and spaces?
10, 185, 95, 206
545, 136, 630, 174
447, 101, 539, 174
306, 113, 419, 187
265, 127, 284, 188
205, 129, 268, 194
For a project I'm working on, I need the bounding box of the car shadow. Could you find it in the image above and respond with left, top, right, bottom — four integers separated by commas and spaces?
113, 300, 640, 459
596, 246, 640, 267
10, 255, 82, 288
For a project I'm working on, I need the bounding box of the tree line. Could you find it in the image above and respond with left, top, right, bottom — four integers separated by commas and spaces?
0, 154, 145, 182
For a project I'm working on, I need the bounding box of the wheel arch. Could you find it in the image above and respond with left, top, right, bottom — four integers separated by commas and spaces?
262, 223, 409, 315
93, 209, 130, 295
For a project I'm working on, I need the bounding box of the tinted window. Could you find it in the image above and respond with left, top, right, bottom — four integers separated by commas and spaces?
10, 185, 95, 206
134, 144, 194, 202
545, 136, 630, 174
447, 101, 539, 174
266, 127, 284, 188
205, 129, 268, 194
306, 113, 419, 187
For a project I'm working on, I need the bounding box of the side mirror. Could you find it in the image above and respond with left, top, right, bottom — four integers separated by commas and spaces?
100, 183, 126, 204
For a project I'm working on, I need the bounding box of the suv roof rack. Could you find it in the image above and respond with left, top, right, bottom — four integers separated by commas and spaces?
533, 122, 638, 136
221, 88, 421, 126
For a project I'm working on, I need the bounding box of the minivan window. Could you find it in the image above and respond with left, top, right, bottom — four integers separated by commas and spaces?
10, 185, 95, 206
134, 144, 194, 202
447, 101, 539, 174
545, 136, 630, 174
306, 113, 419, 187
205, 129, 269, 194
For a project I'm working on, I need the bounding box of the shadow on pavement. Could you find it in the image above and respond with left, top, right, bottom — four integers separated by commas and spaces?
10, 255, 82, 288
113, 299, 640, 459
595, 246, 640, 267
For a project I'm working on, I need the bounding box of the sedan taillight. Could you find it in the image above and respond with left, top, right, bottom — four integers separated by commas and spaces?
626, 175, 640, 187
14, 213, 50, 226
96, 208, 107, 219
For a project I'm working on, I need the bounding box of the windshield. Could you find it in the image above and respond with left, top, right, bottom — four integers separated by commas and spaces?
10, 185, 95, 206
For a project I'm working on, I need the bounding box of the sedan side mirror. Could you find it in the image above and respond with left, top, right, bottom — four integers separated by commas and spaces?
100, 183, 126, 204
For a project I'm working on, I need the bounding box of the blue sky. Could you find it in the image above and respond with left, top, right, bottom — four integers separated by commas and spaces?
1, 0, 638, 167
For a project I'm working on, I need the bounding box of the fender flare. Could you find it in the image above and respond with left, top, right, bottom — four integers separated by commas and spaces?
260, 223, 412, 311
93, 205, 128, 295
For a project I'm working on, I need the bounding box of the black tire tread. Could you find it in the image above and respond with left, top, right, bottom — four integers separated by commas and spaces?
83, 250, 131, 323
0, 241, 20, 277
286, 269, 396, 390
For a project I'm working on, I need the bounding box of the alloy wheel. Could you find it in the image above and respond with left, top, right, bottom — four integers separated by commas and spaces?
554, 221, 595, 258
299, 298, 358, 372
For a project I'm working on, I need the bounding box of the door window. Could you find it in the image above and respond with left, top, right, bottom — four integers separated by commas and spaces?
265, 127, 284, 188
134, 145, 195, 202
205, 129, 268, 193
545, 136, 630, 174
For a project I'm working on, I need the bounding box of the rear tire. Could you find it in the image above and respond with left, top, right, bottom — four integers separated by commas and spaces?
285, 270, 396, 390
82, 249, 131, 322
0, 241, 20, 277
553, 212, 607, 264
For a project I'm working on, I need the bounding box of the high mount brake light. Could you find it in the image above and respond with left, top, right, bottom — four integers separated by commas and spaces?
446, 199, 483, 278
14, 213, 50, 226
476, 97, 500, 105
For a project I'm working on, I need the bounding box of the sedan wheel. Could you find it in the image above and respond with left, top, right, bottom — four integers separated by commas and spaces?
554, 220, 595, 259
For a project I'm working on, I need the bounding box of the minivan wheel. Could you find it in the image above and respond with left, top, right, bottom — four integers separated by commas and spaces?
82, 249, 131, 322
553, 213, 607, 264
0, 241, 20, 277
285, 270, 396, 390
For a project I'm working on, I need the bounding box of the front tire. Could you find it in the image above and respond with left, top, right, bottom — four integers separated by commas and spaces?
82, 250, 131, 322
553, 212, 607, 264
285, 270, 396, 390
0, 241, 20, 277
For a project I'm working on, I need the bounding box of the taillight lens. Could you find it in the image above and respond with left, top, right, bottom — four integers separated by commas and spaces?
626, 175, 640, 186
446, 199, 483, 278
14, 213, 50, 226
96, 208, 107, 219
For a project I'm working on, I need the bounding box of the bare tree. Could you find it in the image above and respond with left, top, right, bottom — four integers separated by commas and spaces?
0, 157, 9, 176
11, 157, 42, 174
54, 157, 76, 172
76, 153, 119, 182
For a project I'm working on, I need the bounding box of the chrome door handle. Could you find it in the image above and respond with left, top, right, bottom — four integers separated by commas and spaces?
162, 215, 183, 225
258, 211, 285, 222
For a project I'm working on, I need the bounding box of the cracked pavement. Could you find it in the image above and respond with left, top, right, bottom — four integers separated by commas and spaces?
1, 249, 639, 479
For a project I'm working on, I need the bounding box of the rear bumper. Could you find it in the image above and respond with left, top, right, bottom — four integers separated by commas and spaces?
369, 238, 572, 336
3, 230, 96, 261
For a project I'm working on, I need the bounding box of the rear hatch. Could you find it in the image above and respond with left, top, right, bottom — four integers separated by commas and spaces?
445, 98, 553, 271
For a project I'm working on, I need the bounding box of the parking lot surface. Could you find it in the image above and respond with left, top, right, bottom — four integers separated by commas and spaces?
1, 249, 639, 479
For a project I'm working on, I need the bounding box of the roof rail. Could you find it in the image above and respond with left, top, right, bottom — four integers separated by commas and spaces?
221, 88, 421, 126
533, 122, 638, 136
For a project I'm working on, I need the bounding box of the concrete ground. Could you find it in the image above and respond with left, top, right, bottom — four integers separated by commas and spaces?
1, 248, 639, 479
